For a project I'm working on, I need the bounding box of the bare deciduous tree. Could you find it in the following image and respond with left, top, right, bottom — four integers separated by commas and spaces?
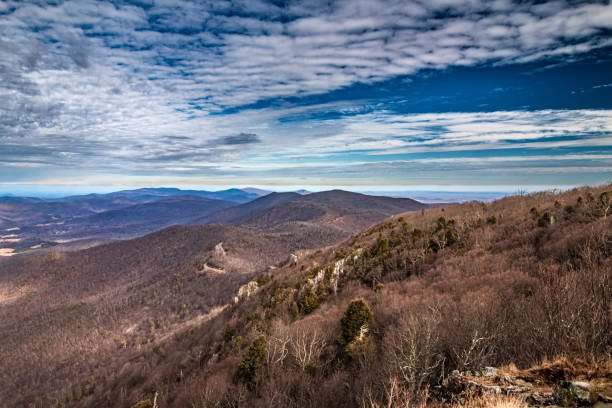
385, 304, 444, 398
267, 320, 290, 367
289, 325, 327, 372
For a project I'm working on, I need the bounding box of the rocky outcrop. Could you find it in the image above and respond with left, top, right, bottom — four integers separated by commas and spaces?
287, 253, 298, 266
306, 249, 363, 293
439, 367, 612, 407
307, 267, 326, 288
214, 242, 226, 257
553, 381, 602, 406
233, 281, 259, 303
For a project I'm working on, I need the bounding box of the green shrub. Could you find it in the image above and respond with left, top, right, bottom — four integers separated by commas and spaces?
411, 228, 423, 240
428, 238, 441, 253
436, 216, 447, 231
223, 323, 234, 344
178, 303, 189, 319
256, 273, 272, 286
538, 211, 554, 227
339, 298, 373, 346
289, 302, 298, 319
232, 336, 243, 354
131, 400, 152, 408
298, 286, 319, 314
371, 236, 390, 258
334, 248, 348, 260
445, 229, 458, 246
599, 191, 611, 218
236, 336, 268, 389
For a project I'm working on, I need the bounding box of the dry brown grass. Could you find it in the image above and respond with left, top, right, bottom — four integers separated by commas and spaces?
452, 394, 528, 408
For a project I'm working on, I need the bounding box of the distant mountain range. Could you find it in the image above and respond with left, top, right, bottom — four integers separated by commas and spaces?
0, 187, 431, 256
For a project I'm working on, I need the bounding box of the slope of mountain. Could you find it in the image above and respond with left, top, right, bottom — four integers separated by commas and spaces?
242, 189, 429, 233
192, 192, 301, 225
0, 196, 140, 229
0, 186, 273, 255
0, 223, 310, 406
1, 189, 430, 257
1, 184, 605, 407
2, 195, 236, 254
56, 195, 235, 238
0, 187, 261, 231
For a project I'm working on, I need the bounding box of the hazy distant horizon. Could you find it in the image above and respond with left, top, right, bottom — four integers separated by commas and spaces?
0, 183, 590, 203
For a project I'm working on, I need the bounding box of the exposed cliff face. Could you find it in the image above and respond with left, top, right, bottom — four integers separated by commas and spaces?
234, 281, 259, 303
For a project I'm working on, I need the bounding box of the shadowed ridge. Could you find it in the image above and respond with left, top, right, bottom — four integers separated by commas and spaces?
192, 192, 301, 225
300, 189, 426, 211
240, 189, 430, 233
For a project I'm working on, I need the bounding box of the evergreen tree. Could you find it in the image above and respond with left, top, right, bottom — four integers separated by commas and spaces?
236, 336, 268, 389
339, 298, 373, 346
298, 286, 319, 314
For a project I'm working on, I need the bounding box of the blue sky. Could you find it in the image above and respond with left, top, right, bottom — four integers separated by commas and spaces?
1, 0, 611, 193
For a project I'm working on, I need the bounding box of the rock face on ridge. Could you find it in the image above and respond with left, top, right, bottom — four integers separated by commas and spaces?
234, 281, 259, 303
439, 361, 612, 407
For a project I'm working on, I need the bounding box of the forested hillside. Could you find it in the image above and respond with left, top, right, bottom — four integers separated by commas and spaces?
110, 184, 610, 408
1, 185, 610, 407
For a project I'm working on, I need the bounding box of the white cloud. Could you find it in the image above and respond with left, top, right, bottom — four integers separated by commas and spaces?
1, 1, 611, 185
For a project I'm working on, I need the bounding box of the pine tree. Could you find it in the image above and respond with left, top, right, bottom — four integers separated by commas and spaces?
298, 286, 319, 314
339, 298, 373, 346
236, 336, 268, 389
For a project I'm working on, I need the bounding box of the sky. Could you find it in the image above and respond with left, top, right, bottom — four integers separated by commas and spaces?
1, 0, 612, 195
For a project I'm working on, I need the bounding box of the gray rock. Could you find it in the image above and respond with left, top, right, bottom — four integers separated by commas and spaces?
553, 381, 599, 406
481, 367, 498, 377
482, 385, 502, 394
287, 253, 298, 266
526, 391, 555, 406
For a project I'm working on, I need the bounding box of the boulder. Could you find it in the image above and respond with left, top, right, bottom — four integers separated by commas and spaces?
553, 381, 599, 406
287, 253, 298, 266
480, 367, 498, 377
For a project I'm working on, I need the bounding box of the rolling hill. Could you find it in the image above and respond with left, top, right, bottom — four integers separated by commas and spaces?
0, 223, 305, 406
241, 190, 429, 233
191, 192, 301, 225
0, 188, 268, 255
2, 195, 235, 253
0, 195, 141, 229
0, 187, 262, 231
54, 195, 235, 239
1, 189, 433, 258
